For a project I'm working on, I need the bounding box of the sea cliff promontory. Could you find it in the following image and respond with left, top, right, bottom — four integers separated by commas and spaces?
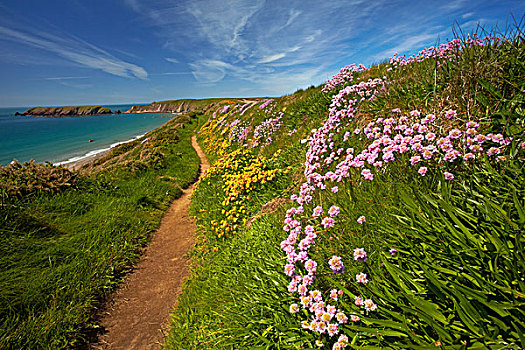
124, 98, 230, 114
15, 105, 115, 117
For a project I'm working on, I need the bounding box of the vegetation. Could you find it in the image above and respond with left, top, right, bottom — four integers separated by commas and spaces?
0, 115, 200, 348
167, 26, 524, 349
1, 24, 524, 350
18, 106, 113, 116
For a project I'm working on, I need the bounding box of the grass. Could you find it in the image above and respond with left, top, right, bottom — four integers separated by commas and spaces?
167, 25, 524, 349
0, 115, 200, 349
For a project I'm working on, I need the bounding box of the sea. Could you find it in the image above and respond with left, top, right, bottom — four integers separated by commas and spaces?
0, 104, 175, 166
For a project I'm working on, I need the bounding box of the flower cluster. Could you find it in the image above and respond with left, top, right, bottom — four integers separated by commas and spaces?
323, 63, 367, 92
253, 113, 283, 147
282, 36, 513, 348
228, 119, 252, 144
199, 148, 287, 238
389, 36, 494, 70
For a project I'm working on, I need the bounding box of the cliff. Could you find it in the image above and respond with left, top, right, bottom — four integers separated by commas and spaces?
124, 98, 230, 114
15, 106, 113, 117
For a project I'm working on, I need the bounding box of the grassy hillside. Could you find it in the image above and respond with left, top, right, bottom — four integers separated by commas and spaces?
167, 28, 524, 349
0, 115, 200, 348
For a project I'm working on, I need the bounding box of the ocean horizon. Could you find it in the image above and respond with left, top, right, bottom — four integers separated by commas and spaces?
0, 104, 175, 166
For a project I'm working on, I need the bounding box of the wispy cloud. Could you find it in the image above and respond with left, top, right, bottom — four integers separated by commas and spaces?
43, 76, 89, 80
165, 57, 179, 63
0, 25, 148, 79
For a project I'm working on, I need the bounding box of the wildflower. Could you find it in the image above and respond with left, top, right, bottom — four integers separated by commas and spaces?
361, 168, 374, 180
312, 206, 323, 217
289, 303, 300, 313
284, 264, 295, 276
354, 296, 364, 306
331, 186, 339, 193
353, 247, 367, 262
328, 205, 340, 217
330, 289, 339, 301
316, 340, 324, 347
328, 255, 345, 274
336, 311, 348, 324
322, 217, 335, 228
350, 314, 360, 322
356, 272, 368, 284
328, 323, 339, 337
444, 171, 454, 180
305, 259, 317, 275
487, 147, 500, 156
363, 298, 378, 311
445, 109, 457, 119
389, 249, 397, 256
418, 166, 428, 176
357, 216, 366, 224
337, 334, 349, 346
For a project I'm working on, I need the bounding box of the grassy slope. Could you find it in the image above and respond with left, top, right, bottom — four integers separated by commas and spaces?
167, 31, 524, 349
0, 115, 200, 349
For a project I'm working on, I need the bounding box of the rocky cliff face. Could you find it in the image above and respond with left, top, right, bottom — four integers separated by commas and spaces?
16, 106, 113, 117
124, 99, 221, 114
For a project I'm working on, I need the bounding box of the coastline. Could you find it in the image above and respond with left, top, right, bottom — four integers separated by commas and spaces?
55, 133, 146, 170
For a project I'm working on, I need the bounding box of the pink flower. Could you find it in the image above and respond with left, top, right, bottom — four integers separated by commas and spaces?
357, 216, 366, 224
410, 155, 421, 165
445, 109, 457, 119
289, 303, 300, 313
331, 186, 339, 193
336, 312, 348, 324
328, 255, 345, 274
363, 298, 378, 311
305, 259, 317, 275
328, 205, 340, 217
284, 264, 295, 276
350, 314, 360, 322
330, 289, 339, 301
353, 247, 367, 262
356, 272, 368, 284
444, 171, 454, 180
354, 296, 364, 306
312, 206, 323, 217
418, 166, 428, 176
361, 168, 374, 180
322, 217, 335, 228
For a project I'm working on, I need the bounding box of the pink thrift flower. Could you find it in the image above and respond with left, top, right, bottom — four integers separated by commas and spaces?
418, 166, 428, 176
322, 217, 335, 228
328, 205, 340, 217
284, 264, 295, 276
364, 298, 378, 311
353, 247, 367, 262
312, 206, 323, 217
361, 168, 374, 180
356, 272, 368, 284
354, 296, 364, 306
357, 215, 366, 224
330, 289, 339, 301
445, 109, 457, 119
336, 312, 348, 324
289, 303, 300, 313
444, 171, 454, 180
331, 186, 339, 193
389, 249, 397, 256
328, 255, 345, 274
350, 314, 360, 322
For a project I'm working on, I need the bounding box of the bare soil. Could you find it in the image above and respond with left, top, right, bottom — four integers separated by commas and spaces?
91, 135, 209, 349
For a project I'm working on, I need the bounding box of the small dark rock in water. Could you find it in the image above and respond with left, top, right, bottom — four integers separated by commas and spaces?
89, 139, 94, 143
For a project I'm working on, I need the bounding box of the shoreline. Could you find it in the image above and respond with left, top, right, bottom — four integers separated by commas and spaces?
55, 133, 146, 170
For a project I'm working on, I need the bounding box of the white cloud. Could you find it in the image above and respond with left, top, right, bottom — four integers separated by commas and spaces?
0, 25, 148, 79
165, 57, 179, 63
258, 53, 286, 64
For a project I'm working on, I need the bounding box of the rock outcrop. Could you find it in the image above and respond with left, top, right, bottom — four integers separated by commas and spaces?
15, 106, 113, 117
124, 99, 225, 115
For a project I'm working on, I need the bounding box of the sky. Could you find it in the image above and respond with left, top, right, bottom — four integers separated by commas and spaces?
0, 0, 522, 107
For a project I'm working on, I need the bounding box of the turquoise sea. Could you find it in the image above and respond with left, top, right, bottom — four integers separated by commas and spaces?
0, 105, 174, 166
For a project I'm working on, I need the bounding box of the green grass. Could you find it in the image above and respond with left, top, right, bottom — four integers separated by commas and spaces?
0, 115, 200, 349
167, 27, 525, 349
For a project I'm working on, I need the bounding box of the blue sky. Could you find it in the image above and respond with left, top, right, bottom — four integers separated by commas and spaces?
0, 0, 522, 107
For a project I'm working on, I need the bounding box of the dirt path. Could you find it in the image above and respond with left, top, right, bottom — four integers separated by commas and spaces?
92, 135, 209, 349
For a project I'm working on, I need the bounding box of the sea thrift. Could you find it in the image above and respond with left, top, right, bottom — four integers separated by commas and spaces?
357, 216, 366, 224
328, 256, 345, 274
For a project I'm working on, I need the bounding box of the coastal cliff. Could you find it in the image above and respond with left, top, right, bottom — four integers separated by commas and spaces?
15, 106, 114, 117
124, 98, 226, 114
